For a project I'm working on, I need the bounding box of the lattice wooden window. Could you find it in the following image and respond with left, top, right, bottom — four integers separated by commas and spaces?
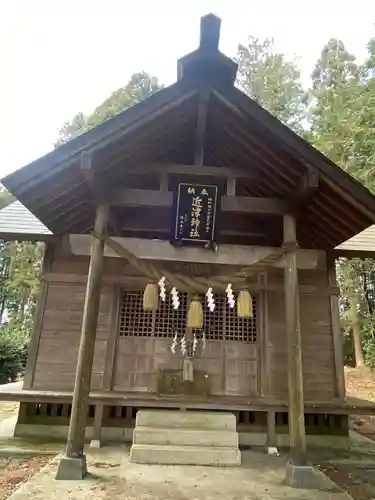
119, 291, 257, 342
118, 291, 153, 337
154, 293, 188, 338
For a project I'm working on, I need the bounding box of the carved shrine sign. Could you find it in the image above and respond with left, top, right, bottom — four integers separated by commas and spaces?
172, 183, 219, 246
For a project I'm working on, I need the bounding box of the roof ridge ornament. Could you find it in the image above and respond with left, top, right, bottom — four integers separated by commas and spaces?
199, 13, 221, 53
177, 14, 238, 86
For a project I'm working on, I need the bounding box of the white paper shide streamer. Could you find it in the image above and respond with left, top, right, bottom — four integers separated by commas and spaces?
206, 287, 215, 312
171, 332, 178, 354
180, 335, 187, 356
225, 283, 235, 309
158, 276, 166, 302
171, 286, 180, 310
192, 333, 198, 354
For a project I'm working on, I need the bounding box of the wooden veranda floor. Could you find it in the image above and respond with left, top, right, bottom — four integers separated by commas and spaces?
0, 385, 374, 415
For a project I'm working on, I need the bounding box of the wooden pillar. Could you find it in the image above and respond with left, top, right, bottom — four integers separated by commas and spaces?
90, 404, 104, 448
327, 253, 346, 400
62, 203, 108, 462
267, 410, 276, 448
283, 215, 306, 465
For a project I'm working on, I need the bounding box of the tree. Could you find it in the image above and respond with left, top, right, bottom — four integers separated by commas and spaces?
310, 38, 375, 190
311, 37, 375, 367
56, 72, 163, 145
236, 36, 308, 134
311, 38, 358, 94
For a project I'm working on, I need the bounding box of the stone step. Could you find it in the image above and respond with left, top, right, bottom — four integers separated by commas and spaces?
130, 444, 241, 466
135, 410, 236, 431
133, 426, 239, 447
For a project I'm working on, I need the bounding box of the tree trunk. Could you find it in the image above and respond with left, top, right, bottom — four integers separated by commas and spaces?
19, 291, 29, 323
350, 302, 365, 367
352, 320, 365, 367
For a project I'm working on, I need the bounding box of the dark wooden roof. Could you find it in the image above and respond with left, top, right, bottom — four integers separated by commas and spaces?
2, 14, 375, 249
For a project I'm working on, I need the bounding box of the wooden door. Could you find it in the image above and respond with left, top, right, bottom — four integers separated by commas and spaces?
112, 291, 260, 396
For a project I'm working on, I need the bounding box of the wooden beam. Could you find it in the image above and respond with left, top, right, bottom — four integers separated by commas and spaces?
68, 234, 326, 270
327, 253, 346, 400
115, 162, 257, 179
109, 188, 289, 215
57, 203, 108, 478
194, 87, 210, 165
226, 177, 236, 196
221, 195, 289, 214
111, 188, 173, 207
294, 167, 319, 206
42, 272, 339, 295
283, 214, 306, 465
80, 150, 103, 201
80, 151, 121, 235
159, 172, 169, 194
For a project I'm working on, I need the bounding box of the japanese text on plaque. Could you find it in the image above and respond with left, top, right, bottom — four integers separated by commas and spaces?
173, 183, 218, 244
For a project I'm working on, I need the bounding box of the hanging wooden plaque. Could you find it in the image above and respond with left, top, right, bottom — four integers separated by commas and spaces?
172, 183, 219, 246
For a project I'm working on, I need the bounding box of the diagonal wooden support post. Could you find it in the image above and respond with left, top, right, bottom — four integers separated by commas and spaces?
56, 203, 109, 480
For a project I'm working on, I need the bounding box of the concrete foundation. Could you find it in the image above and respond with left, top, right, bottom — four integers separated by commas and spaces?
55, 455, 88, 480
14, 423, 350, 449
285, 460, 340, 491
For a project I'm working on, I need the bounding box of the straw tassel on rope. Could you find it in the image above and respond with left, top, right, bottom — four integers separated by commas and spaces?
143, 283, 159, 311
237, 289, 253, 318
187, 295, 204, 329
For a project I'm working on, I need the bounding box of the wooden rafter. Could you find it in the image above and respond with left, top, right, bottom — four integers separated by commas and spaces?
216, 83, 375, 219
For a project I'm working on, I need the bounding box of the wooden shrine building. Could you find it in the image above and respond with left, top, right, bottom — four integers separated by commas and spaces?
1, 14, 375, 477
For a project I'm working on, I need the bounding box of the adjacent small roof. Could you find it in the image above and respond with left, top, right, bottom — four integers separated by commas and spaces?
336, 225, 375, 253
0, 200, 52, 239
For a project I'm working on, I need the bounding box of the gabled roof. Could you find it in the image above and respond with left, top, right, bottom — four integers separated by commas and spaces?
0, 200, 52, 240
2, 14, 375, 249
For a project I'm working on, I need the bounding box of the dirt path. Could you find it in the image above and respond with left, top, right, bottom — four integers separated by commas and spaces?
0, 402, 19, 425
346, 366, 375, 441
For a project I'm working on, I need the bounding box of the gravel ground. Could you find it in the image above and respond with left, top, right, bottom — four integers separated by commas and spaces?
0, 456, 53, 499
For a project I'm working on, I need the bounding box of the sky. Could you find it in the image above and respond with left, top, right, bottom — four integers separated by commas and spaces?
0, 0, 374, 178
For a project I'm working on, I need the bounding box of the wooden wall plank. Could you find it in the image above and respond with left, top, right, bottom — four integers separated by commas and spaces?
24, 242, 54, 389
33, 281, 111, 392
